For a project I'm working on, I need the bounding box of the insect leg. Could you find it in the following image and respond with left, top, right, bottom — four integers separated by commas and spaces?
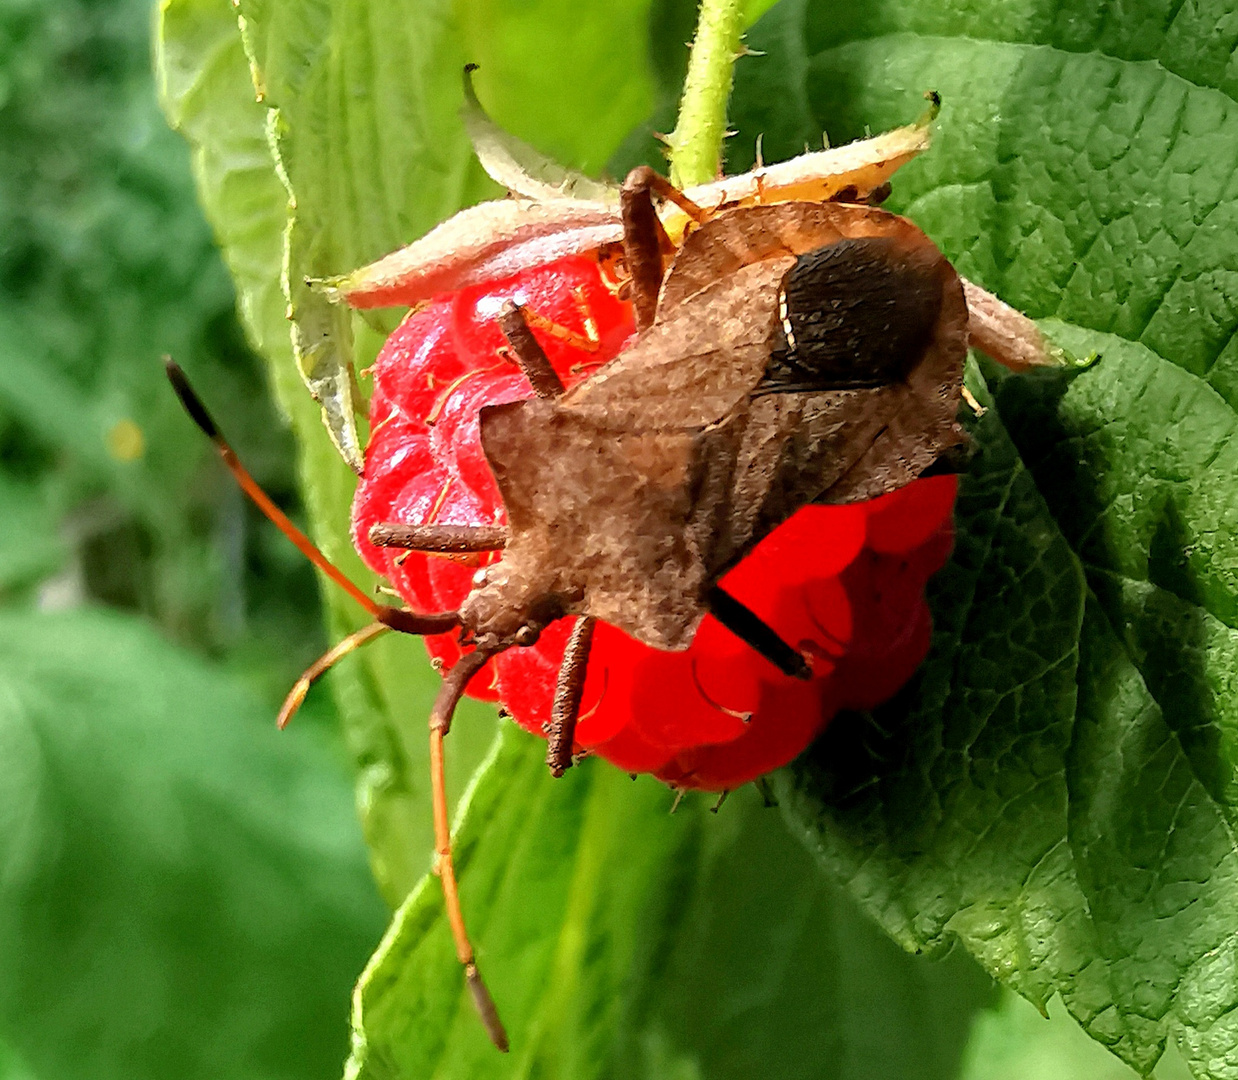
429, 647, 510, 1052
369, 522, 509, 552
961, 279, 1061, 371
620, 166, 709, 331
706, 585, 812, 681
278, 621, 389, 729
625, 165, 711, 225
546, 615, 596, 777
496, 302, 567, 398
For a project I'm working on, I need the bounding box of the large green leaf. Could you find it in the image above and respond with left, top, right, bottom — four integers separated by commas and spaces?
0, 608, 387, 1080
157, 0, 500, 903
720, 3, 1238, 1076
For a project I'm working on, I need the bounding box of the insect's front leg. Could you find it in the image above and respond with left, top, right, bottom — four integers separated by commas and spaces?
546, 616, 596, 777
496, 302, 569, 398
620, 166, 709, 331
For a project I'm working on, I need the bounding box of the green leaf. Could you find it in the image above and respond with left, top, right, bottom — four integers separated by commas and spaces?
155, 0, 663, 904
0, 608, 386, 1080
725, 4, 1238, 1076
959, 991, 1193, 1080
772, 368, 1096, 1024
0, 1036, 39, 1080
347, 725, 995, 1079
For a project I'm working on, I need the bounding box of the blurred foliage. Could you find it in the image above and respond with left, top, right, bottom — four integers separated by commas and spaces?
0, 0, 325, 702
0, 609, 387, 1080
0, 0, 388, 1077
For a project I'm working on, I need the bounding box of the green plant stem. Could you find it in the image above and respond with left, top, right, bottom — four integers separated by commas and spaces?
667, 0, 744, 188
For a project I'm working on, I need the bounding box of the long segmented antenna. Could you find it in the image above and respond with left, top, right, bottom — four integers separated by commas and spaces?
167, 359, 383, 617
429, 647, 510, 1052
165, 359, 461, 636
167, 358, 511, 1050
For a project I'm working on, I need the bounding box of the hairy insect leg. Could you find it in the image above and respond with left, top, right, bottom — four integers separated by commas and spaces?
706, 586, 812, 681
546, 615, 596, 777
428, 647, 510, 1052
961, 279, 1062, 371
620, 165, 710, 331
496, 302, 567, 398
369, 521, 509, 552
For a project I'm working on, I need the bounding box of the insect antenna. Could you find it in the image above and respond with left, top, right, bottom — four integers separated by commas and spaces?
429, 645, 511, 1052
164, 358, 461, 686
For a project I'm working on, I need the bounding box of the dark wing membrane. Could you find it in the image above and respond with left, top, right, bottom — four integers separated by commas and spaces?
687, 385, 904, 580
688, 227, 968, 577
757, 235, 945, 394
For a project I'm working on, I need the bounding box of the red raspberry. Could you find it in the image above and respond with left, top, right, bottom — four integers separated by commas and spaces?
352, 255, 957, 790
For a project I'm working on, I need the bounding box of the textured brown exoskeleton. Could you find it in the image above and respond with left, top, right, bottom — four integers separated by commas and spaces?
171, 166, 1046, 1052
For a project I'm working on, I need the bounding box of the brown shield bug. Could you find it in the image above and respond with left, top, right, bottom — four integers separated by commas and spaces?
168, 151, 1059, 1050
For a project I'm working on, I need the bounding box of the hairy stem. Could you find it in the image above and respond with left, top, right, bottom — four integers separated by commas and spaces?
667, 0, 745, 188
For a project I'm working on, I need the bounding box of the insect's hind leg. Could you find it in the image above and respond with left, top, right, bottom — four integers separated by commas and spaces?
369, 522, 509, 553
428, 647, 510, 1052
961, 278, 1065, 371
546, 616, 596, 777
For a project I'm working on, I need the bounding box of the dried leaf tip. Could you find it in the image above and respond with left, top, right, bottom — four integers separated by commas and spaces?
462, 64, 619, 206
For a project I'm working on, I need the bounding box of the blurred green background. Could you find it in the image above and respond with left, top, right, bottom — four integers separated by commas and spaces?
0, 0, 389, 1077
0, 0, 1201, 1077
